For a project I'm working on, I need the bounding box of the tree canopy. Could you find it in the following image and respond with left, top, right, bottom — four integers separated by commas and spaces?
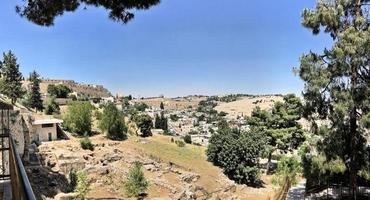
0, 51, 25, 104
207, 120, 265, 185
297, 0, 370, 196
64, 101, 93, 135
246, 94, 306, 173
15, 0, 161, 26
99, 102, 127, 140
26, 70, 43, 111
47, 84, 72, 98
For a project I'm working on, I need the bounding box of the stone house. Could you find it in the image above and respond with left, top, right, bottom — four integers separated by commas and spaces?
30, 116, 63, 142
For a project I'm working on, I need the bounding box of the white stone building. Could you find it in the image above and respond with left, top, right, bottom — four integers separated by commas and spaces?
31, 118, 63, 142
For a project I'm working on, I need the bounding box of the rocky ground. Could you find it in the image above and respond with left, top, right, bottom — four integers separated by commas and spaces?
26, 133, 274, 200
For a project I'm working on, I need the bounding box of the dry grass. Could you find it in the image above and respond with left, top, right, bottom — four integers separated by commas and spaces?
215, 95, 284, 117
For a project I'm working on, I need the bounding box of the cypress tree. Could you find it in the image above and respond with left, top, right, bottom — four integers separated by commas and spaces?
27, 70, 43, 111
0, 51, 25, 104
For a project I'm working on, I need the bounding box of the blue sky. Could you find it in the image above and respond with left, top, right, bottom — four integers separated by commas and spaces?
0, 0, 332, 97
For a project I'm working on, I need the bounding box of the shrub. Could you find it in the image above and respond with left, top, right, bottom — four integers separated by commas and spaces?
80, 137, 94, 151
163, 130, 173, 136
175, 140, 185, 147
183, 134, 192, 144
170, 138, 174, 143
98, 102, 127, 140
63, 101, 93, 135
75, 171, 90, 200
68, 170, 78, 192
123, 162, 149, 198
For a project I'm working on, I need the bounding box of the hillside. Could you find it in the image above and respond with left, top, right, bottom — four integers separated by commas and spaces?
133, 96, 207, 110
23, 79, 112, 98
27, 133, 275, 200
215, 95, 284, 117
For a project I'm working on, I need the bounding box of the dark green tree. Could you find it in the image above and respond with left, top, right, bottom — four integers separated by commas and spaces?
207, 121, 265, 185
246, 94, 306, 174
133, 113, 153, 137
297, 0, 370, 196
183, 134, 192, 144
0, 51, 25, 104
47, 84, 72, 98
160, 102, 164, 110
99, 102, 127, 140
26, 71, 43, 111
44, 97, 60, 115
15, 0, 160, 26
154, 112, 168, 131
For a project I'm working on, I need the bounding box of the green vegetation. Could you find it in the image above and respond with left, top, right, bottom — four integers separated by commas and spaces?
47, 84, 72, 98
133, 113, 153, 137
207, 121, 265, 185
154, 112, 168, 130
99, 102, 127, 140
175, 140, 186, 147
68, 170, 78, 192
25, 71, 43, 111
74, 171, 90, 200
160, 101, 164, 110
188, 130, 199, 135
169, 114, 180, 121
273, 157, 301, 200
80, 136, 94, 151
134, 102, 149, 112
183, 134, 192, 144
296, 0, 370, 196
123, 162, 149, 198
246, 94, 306, 173
44, 97, 60, 115
0, 51, 25, 104
16, 1, 160, 26
63, 101, 93, 135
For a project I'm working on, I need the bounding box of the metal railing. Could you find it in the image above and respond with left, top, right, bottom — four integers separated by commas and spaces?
9, 135, 36, 200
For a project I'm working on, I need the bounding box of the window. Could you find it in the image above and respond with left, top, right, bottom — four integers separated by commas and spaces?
42, 123, 54, 128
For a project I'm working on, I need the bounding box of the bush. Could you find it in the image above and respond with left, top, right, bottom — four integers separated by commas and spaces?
68, 170, 78, 192
163, 130, 173, 136
170, 138, 174, 143
80, 137, 94, 151
175, 140, 185, 147
99, 102, 127, 140
123, 162, 149, 198
183, 134, 192, 144
75, 171, 90, 200
63, 102, 93, 135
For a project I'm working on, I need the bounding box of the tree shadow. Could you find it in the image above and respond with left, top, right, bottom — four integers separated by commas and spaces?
25, 165, 70, 200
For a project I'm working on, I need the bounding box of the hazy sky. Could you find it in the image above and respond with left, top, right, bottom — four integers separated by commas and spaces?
0, 0, 332, 97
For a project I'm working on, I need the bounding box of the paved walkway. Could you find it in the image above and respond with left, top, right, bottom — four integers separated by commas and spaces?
287, 180, 306, 200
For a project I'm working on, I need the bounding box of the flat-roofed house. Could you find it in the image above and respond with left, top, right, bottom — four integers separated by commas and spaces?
31, 117, 63, 142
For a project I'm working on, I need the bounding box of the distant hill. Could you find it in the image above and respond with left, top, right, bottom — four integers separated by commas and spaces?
23, 79, 112, 98
214, 95, 284, 117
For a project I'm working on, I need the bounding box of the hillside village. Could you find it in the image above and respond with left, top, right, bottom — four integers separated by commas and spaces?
0, 1, 369, 200
0, 54, 303, 199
